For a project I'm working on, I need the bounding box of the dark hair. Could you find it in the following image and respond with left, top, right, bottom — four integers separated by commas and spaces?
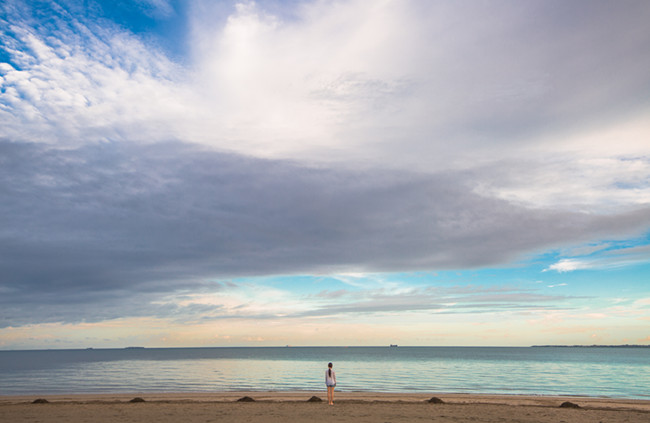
328, 362, 332, 377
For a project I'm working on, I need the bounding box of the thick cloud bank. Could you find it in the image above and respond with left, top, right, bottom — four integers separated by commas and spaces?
1, 141, 648, 326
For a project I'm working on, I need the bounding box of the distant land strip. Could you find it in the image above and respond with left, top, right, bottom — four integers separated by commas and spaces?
531, 344, 650, 348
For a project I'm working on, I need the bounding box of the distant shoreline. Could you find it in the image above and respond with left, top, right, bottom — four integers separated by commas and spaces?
531, 345, 650, 348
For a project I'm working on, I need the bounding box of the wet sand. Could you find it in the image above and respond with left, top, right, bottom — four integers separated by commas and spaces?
1, 392, 649, 423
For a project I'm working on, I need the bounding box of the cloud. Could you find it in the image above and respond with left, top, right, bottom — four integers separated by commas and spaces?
120, 277, 580, 324
471, 150, 650, 213
0, 0, 192, 146
2, 141, 645, 326
544, 241, 650, 273
186, 0, 650, 217
182, 0, 650, 172
1, 0, 650, 334
544, 259, 591, 273
4, 1, 650, 177
136, 0, 175, 19
296, 287, 574, 319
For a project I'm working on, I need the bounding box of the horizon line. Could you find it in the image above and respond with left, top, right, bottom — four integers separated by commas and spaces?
2, 344, 649, 352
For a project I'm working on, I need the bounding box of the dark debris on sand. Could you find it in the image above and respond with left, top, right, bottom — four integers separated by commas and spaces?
559, 401, 581, 409
237, 396, 256, 402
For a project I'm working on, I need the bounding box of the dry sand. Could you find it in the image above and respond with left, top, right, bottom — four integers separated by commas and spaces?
1, 392, 649, 423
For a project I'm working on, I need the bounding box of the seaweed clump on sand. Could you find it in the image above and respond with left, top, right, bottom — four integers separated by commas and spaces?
307, 396, 323, 402
427, 397, 445, 404
32, 399, 49, 404
237, 396, 256, 402
559, 401, 581, 409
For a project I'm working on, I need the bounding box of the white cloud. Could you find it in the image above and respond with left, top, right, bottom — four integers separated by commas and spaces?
544, 241, 650, 274
0, 9, 195, 146
3, 1, 650, 193
183, 0, 426, 160
544, 259, 591, 273
472, 125, 650, 213
183, 0, 650, 215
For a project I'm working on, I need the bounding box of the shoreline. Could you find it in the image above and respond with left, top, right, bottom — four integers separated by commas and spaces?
2, 392, 649, 423
2, 391, 649, 411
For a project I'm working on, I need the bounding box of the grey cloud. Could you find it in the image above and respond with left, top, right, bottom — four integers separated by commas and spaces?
315, 290, 350, 299
1, 140, 649, 327
375, 1, 650, 169
154, 284, 577, 321
294, 286, 577, 319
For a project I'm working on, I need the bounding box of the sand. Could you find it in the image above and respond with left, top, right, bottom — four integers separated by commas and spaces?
1, 392, 649, 423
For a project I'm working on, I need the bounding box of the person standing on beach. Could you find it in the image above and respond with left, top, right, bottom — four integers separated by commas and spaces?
325, 362, 336, 405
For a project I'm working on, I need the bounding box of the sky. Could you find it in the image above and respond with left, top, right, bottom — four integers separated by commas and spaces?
0, 0, 649, 349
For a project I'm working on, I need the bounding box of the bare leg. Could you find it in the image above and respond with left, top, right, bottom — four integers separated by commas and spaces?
327, 386, 334, 405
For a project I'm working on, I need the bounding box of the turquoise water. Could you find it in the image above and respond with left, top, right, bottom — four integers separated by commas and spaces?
0, 347, 648, 398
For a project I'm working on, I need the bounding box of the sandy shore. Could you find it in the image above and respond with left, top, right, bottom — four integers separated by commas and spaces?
1, 392, 649, 422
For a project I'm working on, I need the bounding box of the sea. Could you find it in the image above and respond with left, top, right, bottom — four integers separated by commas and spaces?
0, 347, 648, 399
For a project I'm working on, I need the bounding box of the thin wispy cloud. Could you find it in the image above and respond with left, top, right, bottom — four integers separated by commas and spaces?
545, 259, 592, 273
544, 240, 650, 273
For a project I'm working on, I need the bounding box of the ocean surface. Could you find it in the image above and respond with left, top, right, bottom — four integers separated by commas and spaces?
0, 347, 648, 398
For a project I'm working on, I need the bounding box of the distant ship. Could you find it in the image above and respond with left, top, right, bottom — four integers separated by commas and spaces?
390, 344, 398, 347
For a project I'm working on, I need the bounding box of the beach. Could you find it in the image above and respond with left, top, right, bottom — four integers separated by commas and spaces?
1, 392, 648, 423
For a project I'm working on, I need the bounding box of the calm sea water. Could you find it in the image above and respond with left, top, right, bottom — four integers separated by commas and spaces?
0, 347, 648, 398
